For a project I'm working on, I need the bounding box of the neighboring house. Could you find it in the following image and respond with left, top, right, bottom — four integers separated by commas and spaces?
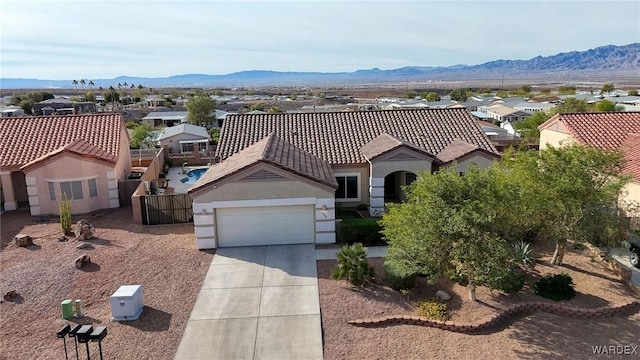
513, 102, 555, 113
32, 98, 97, 116
538, 112, 640, 216
142, 111, 188, 128
187, 108, 500, 249
1, 107, 25, 118
477, 121, 518, 141
146, 96, 166, 108
0, 114, 131, 215
158, 123, 210, 154
483, 104, 531, 124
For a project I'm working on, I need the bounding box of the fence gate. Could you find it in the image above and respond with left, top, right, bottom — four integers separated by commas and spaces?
140, 194, 193, 225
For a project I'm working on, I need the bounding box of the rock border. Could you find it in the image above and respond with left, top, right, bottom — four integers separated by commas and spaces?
349, 300, 640, 333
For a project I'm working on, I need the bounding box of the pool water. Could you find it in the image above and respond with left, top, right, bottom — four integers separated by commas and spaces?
181, 168, 208, 185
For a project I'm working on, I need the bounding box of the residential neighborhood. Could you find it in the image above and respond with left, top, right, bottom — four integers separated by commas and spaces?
1, 83, 640, 360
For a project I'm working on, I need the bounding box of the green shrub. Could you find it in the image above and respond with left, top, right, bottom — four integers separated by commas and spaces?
338, 218, 384, 246
331, 243, 375, 286
447, 268, 469, 286
533, 273, 576, 301
356, 203, 368, 211
383, 259, 418, 291
59, 195, 72, 235
513, 240, 533, 266
487, 268, 525, 294
416, 298, 449, 321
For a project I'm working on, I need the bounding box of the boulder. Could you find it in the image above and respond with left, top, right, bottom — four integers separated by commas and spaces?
435, 290, 451, 301
74, 220, 95, 241
3, 290, 17, 302
14, 234, 33, 247
58, 236, 68, 242
74, 254, 91, 269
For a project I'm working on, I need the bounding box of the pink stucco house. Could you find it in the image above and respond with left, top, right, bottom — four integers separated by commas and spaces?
0, 113, 131, 215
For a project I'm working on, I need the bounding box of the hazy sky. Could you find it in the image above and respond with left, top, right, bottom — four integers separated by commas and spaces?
1, 0, 639, 80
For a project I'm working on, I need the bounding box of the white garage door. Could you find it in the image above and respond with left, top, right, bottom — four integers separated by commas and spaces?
216, 205, 315, 247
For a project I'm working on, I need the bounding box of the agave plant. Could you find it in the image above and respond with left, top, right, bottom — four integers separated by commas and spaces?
331, 243, 375, 286
513, 240, 534, 266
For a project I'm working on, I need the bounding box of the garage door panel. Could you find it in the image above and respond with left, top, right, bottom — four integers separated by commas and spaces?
217, 205, 314, 247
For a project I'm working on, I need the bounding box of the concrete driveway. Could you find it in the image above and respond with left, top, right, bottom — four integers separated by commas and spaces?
174, 244, 323, 360
609, 247, 640, 289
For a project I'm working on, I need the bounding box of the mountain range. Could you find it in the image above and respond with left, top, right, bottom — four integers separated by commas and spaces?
2, 43, 639, 89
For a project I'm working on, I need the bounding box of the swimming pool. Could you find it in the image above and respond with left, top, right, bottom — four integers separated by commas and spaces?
180, 168, 208, 185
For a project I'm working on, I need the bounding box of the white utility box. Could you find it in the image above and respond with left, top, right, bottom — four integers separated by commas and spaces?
110, 285, 144, 321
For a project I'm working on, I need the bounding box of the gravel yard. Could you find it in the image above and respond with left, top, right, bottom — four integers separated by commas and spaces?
318, 242, 640, 360
2, 207, 639, 360
0, 208, 214, 360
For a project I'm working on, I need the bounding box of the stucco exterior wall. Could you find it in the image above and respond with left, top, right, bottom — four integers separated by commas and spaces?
115, 127, 132, 181
24, 154, 116, 215
539, 128, 575, 150
160, 133, 209, 154
453, 152, 498, 174
331, 164, 369, 206
621, 182, 640, 217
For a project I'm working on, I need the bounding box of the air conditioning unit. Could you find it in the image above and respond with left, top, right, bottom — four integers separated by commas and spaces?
110, 285, 143, 321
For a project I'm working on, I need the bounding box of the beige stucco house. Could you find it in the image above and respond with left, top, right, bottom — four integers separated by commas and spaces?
0, 114, 131, 215
157, 123, 210, 154
188, 108, 500, 249
538, 112, 640, 216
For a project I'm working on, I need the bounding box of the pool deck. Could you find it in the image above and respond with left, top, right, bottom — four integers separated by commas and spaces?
163, 166, 209, 194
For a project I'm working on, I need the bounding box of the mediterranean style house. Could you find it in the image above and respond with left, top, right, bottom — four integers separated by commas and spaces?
538, 112, 640, 216
0, 113, 131, 215
187, 108, 500, 249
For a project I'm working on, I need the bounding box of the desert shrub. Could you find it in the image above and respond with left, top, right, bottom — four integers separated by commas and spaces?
513, 240, 533, 266
331, 243, 375, 286
487, 268, 525, 294
383, 259, 418, 291
59, 195, 72, 235
447, 268, 469, 286
533, 273, 576, 301
339, 218, 384, 246
416, 298, 449, 321
573, 242, 585, 250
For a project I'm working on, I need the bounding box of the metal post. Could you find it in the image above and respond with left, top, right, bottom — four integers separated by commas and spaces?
84, 342, 91, 360
98, 342, 104, 360
62, 337, 68, 360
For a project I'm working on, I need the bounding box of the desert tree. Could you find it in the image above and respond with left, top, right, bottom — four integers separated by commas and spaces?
601, 83, 615, 96
503, 145, 629, 265
381, 165, 517, 301
186, 95, 216, 126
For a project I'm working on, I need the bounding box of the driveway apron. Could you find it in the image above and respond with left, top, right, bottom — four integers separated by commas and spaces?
174, 244, 323, 360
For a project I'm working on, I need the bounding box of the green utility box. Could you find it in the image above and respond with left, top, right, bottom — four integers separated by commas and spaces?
61, 299, 73, 319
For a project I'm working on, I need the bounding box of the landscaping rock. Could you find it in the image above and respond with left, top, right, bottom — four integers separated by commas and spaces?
435, 290, 451, 301
58, 236, 68, 242
76, 242, 94, 250
3, 290, 17, 302
74, 220, 95, 241
14, 234, 33, 247
74, 254, 91, 269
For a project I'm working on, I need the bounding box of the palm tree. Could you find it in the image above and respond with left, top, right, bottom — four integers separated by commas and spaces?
109, 86, 116, 110
88, 80, 95, 90
72, 80, 79, 96
80, 79, 86, 91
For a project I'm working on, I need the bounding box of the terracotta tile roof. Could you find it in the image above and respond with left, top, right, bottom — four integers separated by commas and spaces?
436, 139, 481, 164
189, 134, 337, 194
622, 134, 640, 181
360, 133, 435, 161
0, 113, 126, 169
541, 112, 640, 181
21, 139, 118, 170
216, 109, 498, 165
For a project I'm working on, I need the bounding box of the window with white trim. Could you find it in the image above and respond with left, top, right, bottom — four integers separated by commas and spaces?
88, 178, 98, 198
60, 181, 83, 200
335, 174, 359, 200
48, 182, 56, 201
